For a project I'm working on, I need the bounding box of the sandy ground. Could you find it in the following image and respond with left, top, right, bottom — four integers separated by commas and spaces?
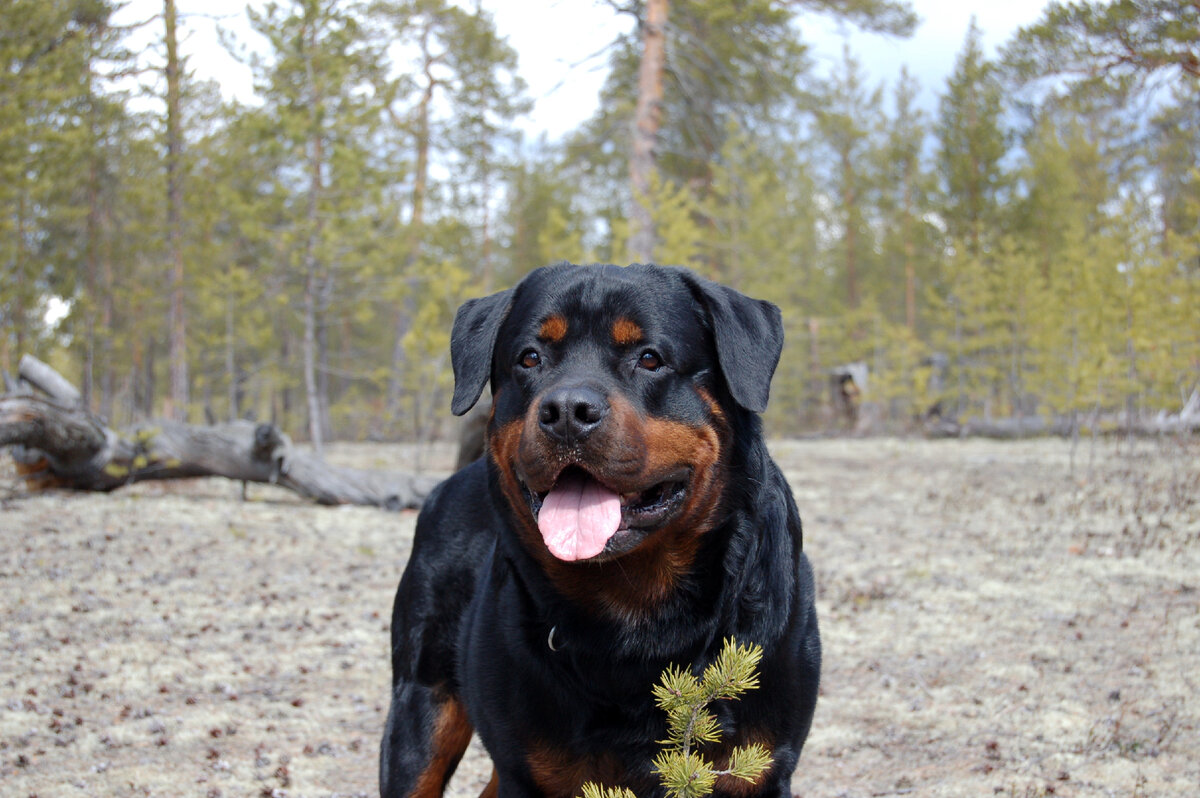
1, 437, 1197, 798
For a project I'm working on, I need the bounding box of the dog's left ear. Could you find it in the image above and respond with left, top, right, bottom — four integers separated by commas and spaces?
450, 288, 513, 416
682, 273, 784, 414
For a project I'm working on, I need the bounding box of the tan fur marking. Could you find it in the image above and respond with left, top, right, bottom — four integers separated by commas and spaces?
611, 317, 644, 346
539, 315, 568, 343
408, 698, 474, 798
596, 413, 724, 613
696, 387, 725, 420
526, 743, 627, 798
488, 417, 533, 536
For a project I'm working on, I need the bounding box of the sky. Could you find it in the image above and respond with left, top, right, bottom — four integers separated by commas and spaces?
113, 0, 1053, 139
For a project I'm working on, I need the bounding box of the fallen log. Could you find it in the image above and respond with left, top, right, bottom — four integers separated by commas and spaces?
2, 357, 439, 509
924, 415, 1076, 439
924, 397, 1200, 439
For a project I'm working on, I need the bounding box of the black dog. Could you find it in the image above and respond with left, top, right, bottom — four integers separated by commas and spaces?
381, 263, 820, 798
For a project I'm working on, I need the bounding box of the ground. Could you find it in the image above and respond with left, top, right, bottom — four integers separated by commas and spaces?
1, 438, 1197, 798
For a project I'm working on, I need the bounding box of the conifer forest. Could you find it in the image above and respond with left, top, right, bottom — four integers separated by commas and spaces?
2, 0, 1198, 443
3, 5, 1200, 797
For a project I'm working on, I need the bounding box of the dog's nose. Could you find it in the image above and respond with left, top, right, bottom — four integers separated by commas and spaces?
538, 385, 609, 443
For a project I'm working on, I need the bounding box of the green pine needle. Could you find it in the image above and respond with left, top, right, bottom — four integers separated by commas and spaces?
580, 784, 637, 798
688, 708, 722, 748
700, 638, 763, 701
652, 664, 702, 713
653, 750, 719, 798
721, 743, 773, 783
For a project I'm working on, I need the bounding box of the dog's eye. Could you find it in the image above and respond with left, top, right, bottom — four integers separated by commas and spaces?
519, 349, 541, 369
637, 350, 662, 371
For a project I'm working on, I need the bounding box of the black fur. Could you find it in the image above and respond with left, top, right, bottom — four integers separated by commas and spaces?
381, 263, 820, 798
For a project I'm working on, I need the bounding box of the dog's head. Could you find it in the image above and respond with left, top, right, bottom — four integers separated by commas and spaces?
450, 263, 783, 567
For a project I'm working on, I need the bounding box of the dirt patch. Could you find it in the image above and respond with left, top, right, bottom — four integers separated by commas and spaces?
2, 438, 1197, 797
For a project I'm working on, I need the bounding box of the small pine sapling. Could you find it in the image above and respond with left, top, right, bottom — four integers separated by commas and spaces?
581, 638, 772, 798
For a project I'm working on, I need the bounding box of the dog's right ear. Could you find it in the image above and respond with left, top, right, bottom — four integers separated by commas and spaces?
450, 289, 513, 416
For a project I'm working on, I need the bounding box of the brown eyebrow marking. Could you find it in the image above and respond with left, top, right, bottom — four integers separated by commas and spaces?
539, 314, 568, 343
611, 317, 644, 346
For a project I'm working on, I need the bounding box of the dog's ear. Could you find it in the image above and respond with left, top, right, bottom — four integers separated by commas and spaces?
681, 273, 783, 414
450, 289, 513, 416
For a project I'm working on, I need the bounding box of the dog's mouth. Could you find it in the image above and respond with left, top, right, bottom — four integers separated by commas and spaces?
522, 466, 690, 562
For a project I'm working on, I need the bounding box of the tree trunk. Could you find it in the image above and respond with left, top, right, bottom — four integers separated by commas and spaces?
82, 82, 99, 413
902, 163, 916, 332
481, 154, 494, 293
386, 30, 436, 427
2, 357, 437, 509
841, 147, 859, 311
225, 267, 238, 420
628, 0, 668, 263
301, 13, 326, 453
164, 0, 189, 422
317, 273, 334, 441
303, 258, 323, 450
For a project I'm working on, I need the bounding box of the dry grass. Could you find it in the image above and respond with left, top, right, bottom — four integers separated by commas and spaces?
2, 438, 1197, 797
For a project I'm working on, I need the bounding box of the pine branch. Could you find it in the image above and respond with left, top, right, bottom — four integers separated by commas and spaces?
582, 638, 771, 798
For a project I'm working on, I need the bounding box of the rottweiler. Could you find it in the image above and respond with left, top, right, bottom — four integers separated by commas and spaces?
381, 263, 820, 798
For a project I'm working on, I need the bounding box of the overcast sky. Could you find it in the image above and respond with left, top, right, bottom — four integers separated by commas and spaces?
114, 0, 1052, 138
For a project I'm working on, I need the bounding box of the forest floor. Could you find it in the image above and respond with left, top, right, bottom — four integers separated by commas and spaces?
1, 437, 1198, 798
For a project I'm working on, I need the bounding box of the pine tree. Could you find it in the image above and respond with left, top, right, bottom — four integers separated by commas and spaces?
163, 0, 188, 421
0, 0, 97, 370
930, 18, 1012, 419
186, 99, 290, 425
0, 0, 137, 410
440, 3, 530, 291
1150, 82, 1200, 257
1005, 0, 1200, 94
643, 172, 704, 269
936, 17, 1009, 257
247, 0, 386, 448
500, 142, 591, 276
370, 0, 528, 431
814, 45, 884, 313
700, 122, 820, 298
875, 67, 937, 334
578, 0, 916, 266
1014, 111, 1125, 433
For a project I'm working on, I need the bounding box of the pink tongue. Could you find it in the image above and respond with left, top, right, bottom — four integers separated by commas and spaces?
537, 472, 622, 561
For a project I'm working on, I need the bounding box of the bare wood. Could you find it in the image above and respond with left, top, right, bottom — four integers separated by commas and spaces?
3, 370, 30, 395
2, 364, 439, 509
19, 355, 82, 406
